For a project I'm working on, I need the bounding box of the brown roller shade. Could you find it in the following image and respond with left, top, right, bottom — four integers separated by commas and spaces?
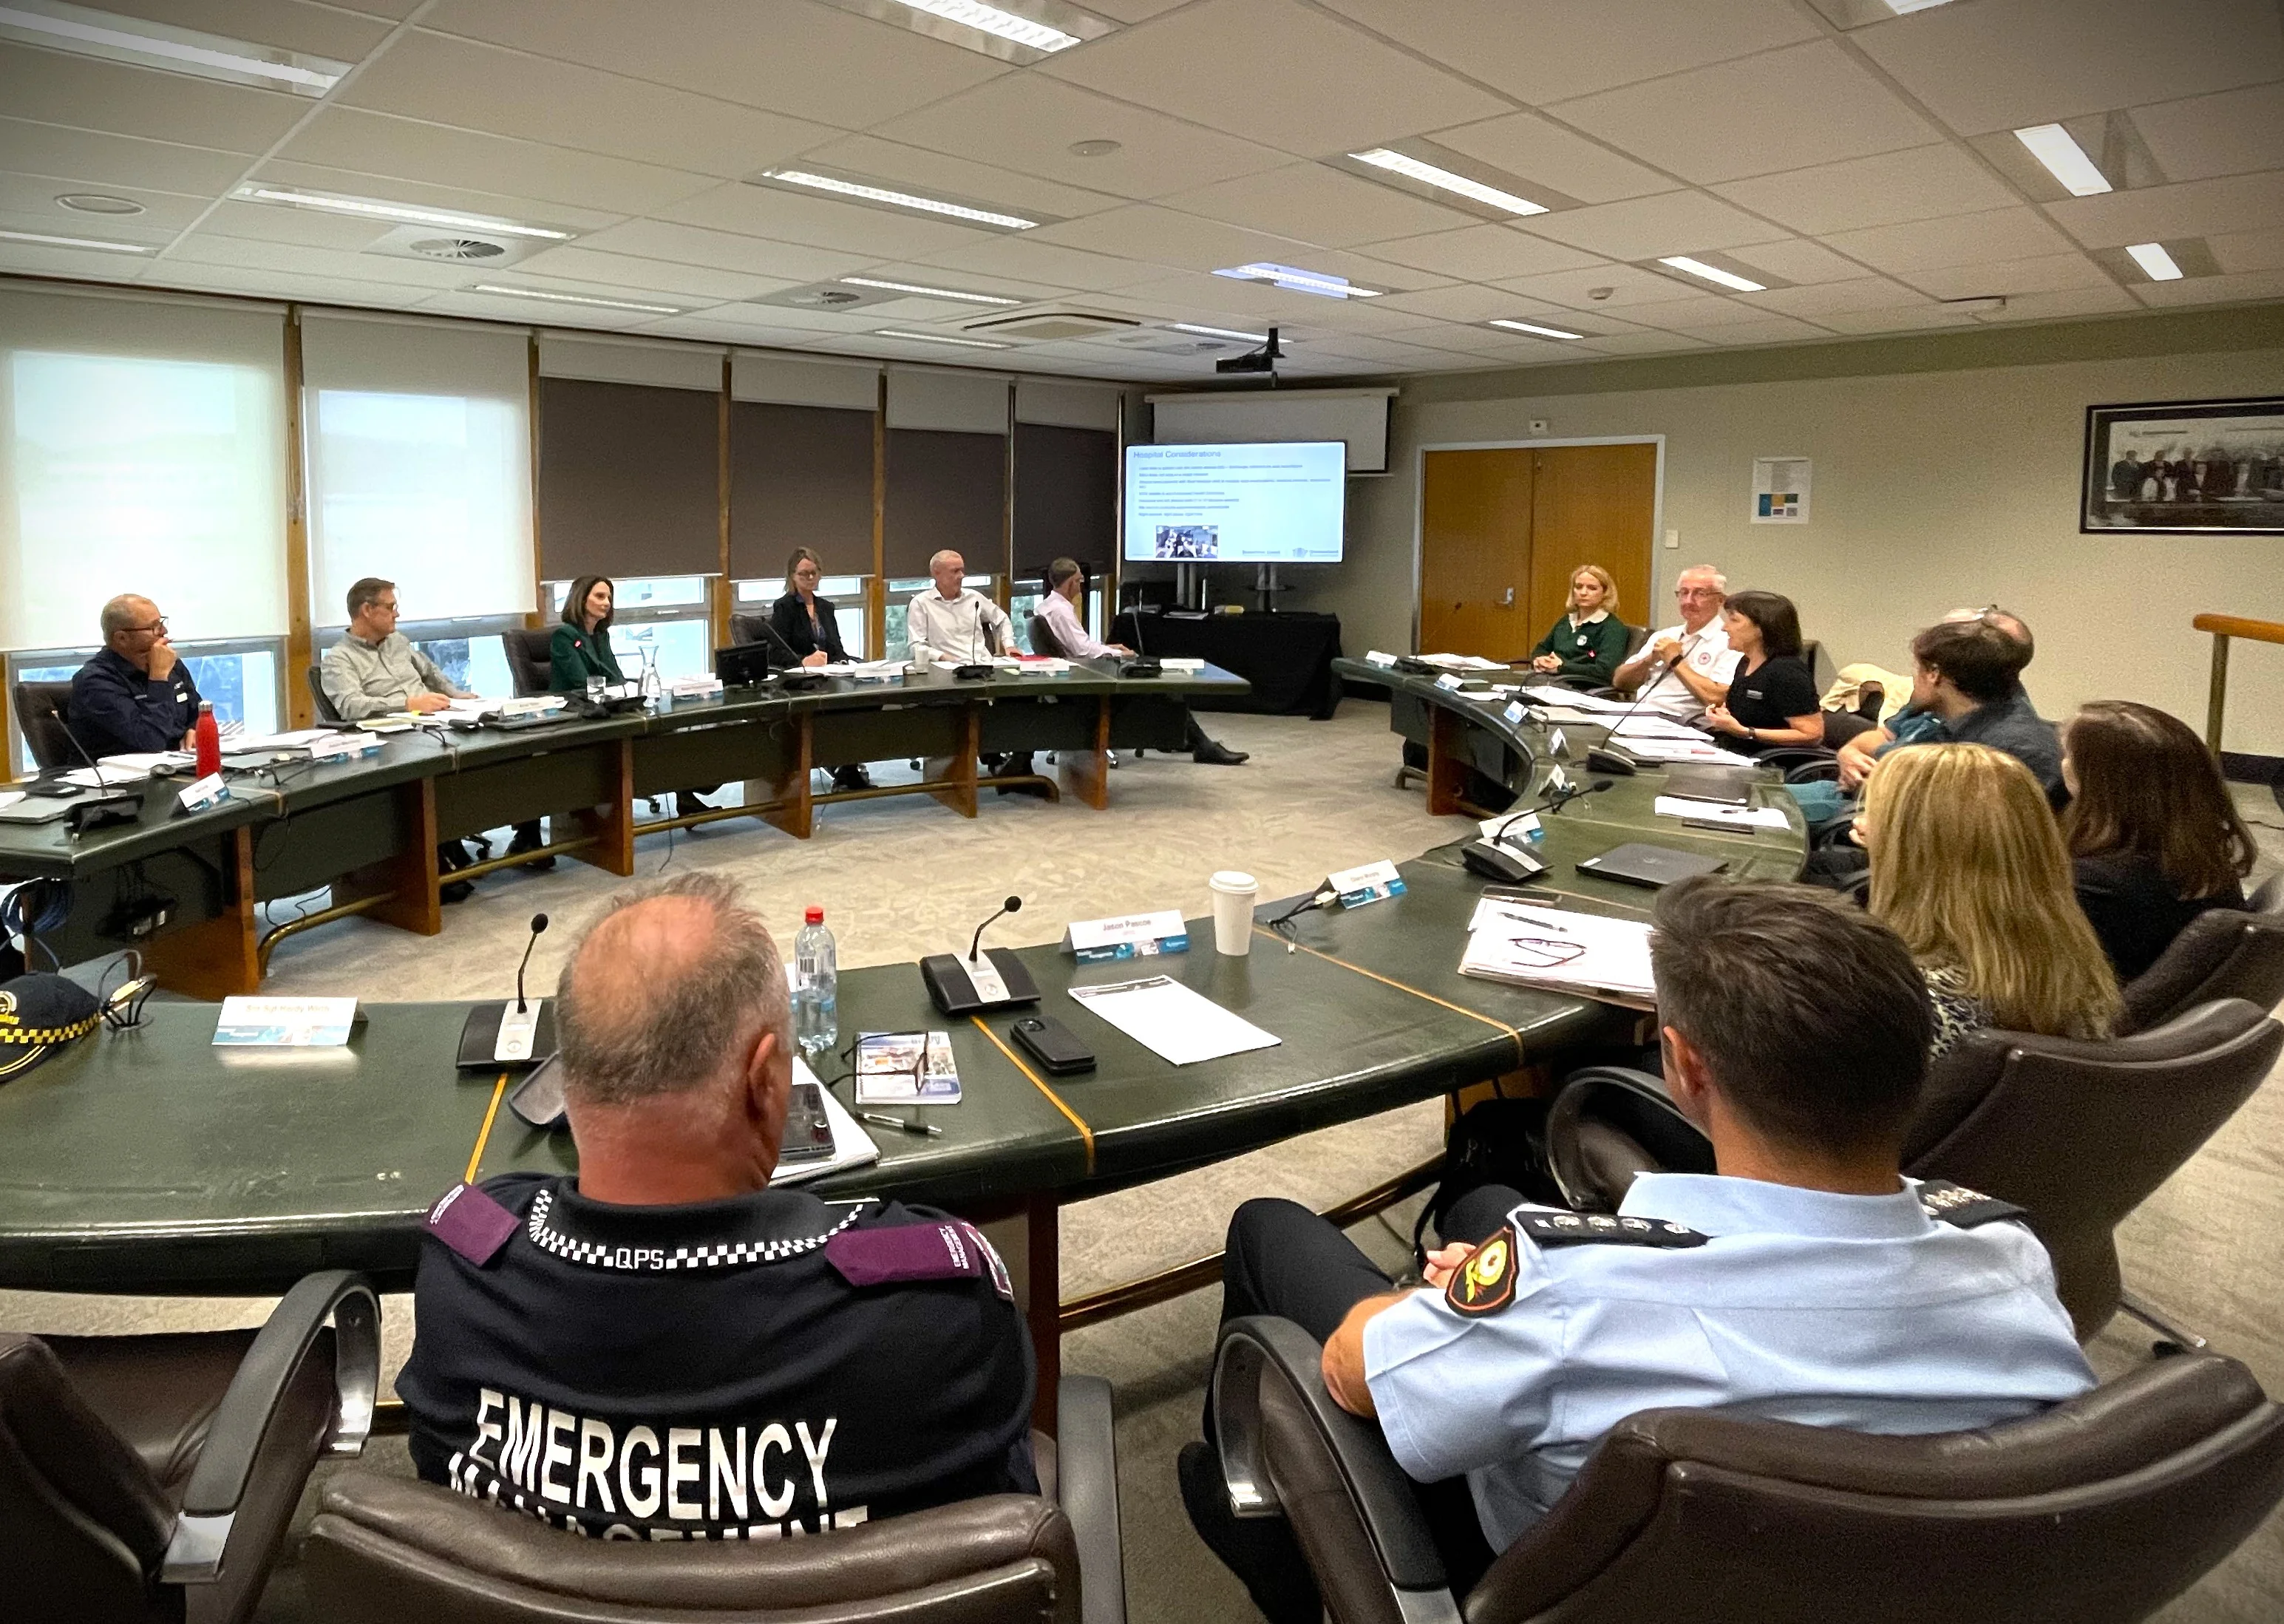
884, 427, 1006, 580
1014, 422, 1115, 574
729, 401, 876, 581
537, 377, 719, 580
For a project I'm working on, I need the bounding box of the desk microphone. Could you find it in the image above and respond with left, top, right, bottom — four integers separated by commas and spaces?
456, 911, 556, 1070
1493, 778, 1611, 843
40, 696, 146, 831
1585, 636, 1699, 774
1465, 780, 1611, 883
971, 895, 1020, 963
922, 894, 1040, 1016
514, 913, 548, 1014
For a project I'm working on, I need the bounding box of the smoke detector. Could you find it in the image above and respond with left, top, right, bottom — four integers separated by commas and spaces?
364, 222, 535, 266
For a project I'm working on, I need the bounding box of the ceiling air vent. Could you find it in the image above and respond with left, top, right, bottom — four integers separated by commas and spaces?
409, 237, 506, 260
749, 280, 897, 312
961, 310, 1138, 342
364, 222, 537, 267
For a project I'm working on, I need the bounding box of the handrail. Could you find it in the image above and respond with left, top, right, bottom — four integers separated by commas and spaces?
2192, 614, 2284, 752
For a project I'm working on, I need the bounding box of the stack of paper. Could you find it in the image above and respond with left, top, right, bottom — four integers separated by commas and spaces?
1068, 975, 1279, 1066
1459, 897, 1656, 1006
1653, 797, 1789, 831
71, 760, 167, 786
771, 1059, 881, 1186
1419, 653, 1512, 672
1617, 735, 1736, 764
1609, 716, 1706, 741
1520, 684, 1627, 710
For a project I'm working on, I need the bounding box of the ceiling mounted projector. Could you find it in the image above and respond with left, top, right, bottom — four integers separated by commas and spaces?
1216, 327, 1283, 376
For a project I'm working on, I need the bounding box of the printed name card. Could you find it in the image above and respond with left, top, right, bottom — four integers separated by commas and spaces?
1325, 859, 1407, 908
213, 996, 358, 1047
1505, 701, 1527, 724
1064, 908, 1191, 962
1364, 650, 1398, 667
1435, 673, 1465, 690
176, 772, 228, 812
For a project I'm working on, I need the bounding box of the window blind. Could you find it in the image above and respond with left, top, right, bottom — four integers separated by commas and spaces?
537, 376, 721, 581
884, 428, 1005, 579
729, 401, 874, 582
1014, 422, 1115, 571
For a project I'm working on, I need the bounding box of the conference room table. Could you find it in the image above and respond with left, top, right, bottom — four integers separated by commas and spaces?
0, 708, 1806, 1419
1110, 608, 1343, 718
0, 660, 1245, 999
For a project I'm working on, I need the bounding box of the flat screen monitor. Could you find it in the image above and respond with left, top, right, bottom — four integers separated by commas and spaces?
1122, 440, 1345, 564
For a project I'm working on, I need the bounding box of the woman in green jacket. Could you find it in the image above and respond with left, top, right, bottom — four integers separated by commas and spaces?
554, 574, 714, 815
1529, 564, 1631, 687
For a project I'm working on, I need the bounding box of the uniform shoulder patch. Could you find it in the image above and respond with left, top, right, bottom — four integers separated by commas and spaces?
826, 1218, 996, 1290
1444, 1223, 1519, 1317
424, 1180, 520, 1267
1515, 1210, 1709, 1249
1914, 1179, 2028, 1229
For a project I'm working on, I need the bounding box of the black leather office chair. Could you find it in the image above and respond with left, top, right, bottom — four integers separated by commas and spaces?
0, 1271, 380, 1624
2117, 873, 2284, 1033
1208, 1316, 2284, 1624
728, 611, 769, 650
10, 679, 75, 769
501, 627, 554, 699
1029, 611, 1062, 659
303, 1373, 1126, 1624
307, 665, 344, 727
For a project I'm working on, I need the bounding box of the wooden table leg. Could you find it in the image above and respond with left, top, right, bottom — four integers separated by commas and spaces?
142, 826, 260, 996
1028, 1193, 1060, 1433
754, 714, 814, 840
337, 778, 443, 935
567, 738, 635, 876
1425, 703, 1469, 818
1057, 697, 1112, 812
923, 705, 981, 819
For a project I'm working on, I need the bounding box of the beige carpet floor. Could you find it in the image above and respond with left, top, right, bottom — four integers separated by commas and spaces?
4, 707, 2280, 1622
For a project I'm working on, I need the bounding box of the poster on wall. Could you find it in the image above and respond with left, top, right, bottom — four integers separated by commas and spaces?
1751, 456, 1810, 523
2082, 396, 2284, 535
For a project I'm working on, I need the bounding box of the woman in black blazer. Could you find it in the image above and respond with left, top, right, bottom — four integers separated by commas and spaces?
769, 548, 845, 666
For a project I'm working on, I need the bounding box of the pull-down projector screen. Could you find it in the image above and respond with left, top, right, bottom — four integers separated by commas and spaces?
1146, 387, 1393, 474
1123, 441, 1345, 563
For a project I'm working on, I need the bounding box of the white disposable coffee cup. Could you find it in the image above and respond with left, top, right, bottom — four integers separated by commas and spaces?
911, 645, 936, 673
1209, 870, 1259, 957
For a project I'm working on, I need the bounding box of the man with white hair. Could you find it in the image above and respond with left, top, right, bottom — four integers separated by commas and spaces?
69, 593, 203, 758
397, 873, 1036, 1539
1609, 565, 1739, 722
906, 550, 1013, 666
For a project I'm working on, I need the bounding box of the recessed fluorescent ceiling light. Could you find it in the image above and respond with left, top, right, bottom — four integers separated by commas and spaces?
763, 170, 1037, 230
1169, 322, 1270, 342
237, 186, 573, 240
1657, 255, 1765, 292
1212, 262, 1381, 299
1884, 0, 1955, 11
2013, 123, 2111, 196
886, 0, 1080, 52
1348, 149, 1548, 216
1489, 319, 1584, 339
874, 328, 1011, 348
472, 285, 680, 314
838, 276, 1020, 305
2125, 242, 2185, 281
0, 227, 149, 253
0, 0, 347, 95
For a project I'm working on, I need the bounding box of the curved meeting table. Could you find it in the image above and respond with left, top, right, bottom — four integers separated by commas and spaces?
0, 670, 1805, 1421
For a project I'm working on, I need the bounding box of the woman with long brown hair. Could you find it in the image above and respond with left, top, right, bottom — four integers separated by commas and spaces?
1860, 742, 2120, 1054
2061, 701, 2254, 979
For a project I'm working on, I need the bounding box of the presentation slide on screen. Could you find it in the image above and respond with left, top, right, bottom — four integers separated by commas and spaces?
1123, 441, 1345, 563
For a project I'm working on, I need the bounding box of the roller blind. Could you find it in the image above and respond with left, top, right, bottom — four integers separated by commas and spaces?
730, 402, 874, 582
884, 429, 1005, 579
0, 286, 287, 651
733, 353, 879, 410
1014, 423, 1114, 571
539, 333, 722, 391
886, 367, 1008, 433
1016, 378, 1118, 430
538, 377, 721, 580
302, 313, 534, 627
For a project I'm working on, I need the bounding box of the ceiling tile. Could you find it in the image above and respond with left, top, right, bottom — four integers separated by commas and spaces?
1974, 284, 2138, 322
1026, 204, 1316, 274
1710, 145, 2020, 237
1549, 41, 1940, 185
1375, 283, 1580, 324
146, 263, 435, 308
1041, 0, 1511, 157
920, 235, 1171, 293
420, 0, 1007, 126
1427, 112, 1677, 205
507, 244, 797, 301
655, 180, 995, 259
2132, 265, 2284, 307
793, 136, 1128, 222
467, 265, 727, 311
1853, 0, 2284, 134
854, 260, 1078, 305
0, 172, 214, 231
1622, 293, 1769, 329
251, 156, 630, 231
1491, 262, 1707, 309
1359, 222, 1605, 281
1724, 237, 1869, 285
339, 30, 835, 178
1574, 330, 1712, 356
1904, 253, 2112, 299
1669, 313, 1832, 345
2210, 224, 2284, 274
571, 218, 878, 282
279, 108, 717, 215
1819, 206, 2077, 274
1109, 266, 1406, 325
1812, 302, 1982, 335
1521, 191, 1790, 260
2045, 171, 2284, 250
94, 0, 396, 60
0, 205, 171, 250
2132, 84, 2284, 183
1739, 276, 1927, 318
196, 197, 400, 249
0, 118, 251, 196
166, 231, 478, 286
1319, 0, 1817, 104
0, 239, 159, 281
873, 74, 1289, 202
415, 287, 642, 328
1163, 164, 1475, 248
0, 43, 306, 154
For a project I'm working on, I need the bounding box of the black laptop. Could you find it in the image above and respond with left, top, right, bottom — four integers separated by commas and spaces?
1575, 843, 1728, 889
1659, 762, 1761, 806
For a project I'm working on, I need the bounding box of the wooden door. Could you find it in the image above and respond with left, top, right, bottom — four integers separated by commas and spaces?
1420, 447, 1533, 659
1526, 443, 1658, 641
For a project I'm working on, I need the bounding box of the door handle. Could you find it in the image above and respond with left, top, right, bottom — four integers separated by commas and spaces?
1501, 587, 1515, 608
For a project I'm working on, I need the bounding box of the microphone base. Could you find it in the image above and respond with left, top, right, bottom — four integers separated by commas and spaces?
1461, 839, 1549, 883
1584, 745, 1639, 776
921, 949, 1040, 1017
458, 999, 557, 1071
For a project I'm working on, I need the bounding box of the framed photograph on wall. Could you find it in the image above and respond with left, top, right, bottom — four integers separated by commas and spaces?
2082, 395, 2284, 535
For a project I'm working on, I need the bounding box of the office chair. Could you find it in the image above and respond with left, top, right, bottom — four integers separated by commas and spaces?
302, 1374, 1126, 1624
10, 679, 75, 769
2116, 873, 2284, 1034
1208, 1316, 2284, 1624
307, 665, 344, 727
501, 628, 554, 699
0, 1271, 381, 1624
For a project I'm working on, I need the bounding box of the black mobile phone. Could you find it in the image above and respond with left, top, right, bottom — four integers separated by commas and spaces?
1011, 1014, 1095, 1076
779, 1080, 836, 1161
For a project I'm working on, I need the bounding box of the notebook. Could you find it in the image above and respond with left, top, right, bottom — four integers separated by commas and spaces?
1658, 763, 1761, 806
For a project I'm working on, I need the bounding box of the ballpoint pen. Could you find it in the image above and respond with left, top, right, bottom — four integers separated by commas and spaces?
860, 1111, 942, 1137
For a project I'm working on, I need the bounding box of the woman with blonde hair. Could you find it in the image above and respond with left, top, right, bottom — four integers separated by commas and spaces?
1528, 563, 1629, 687
1860, 741, 2120, 1055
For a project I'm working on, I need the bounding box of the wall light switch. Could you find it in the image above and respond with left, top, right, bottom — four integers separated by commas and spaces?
1664, 529, 1680, 550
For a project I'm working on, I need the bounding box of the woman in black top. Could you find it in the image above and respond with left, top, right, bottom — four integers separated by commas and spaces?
769, 548, 844, 667
1700, 590, 1821, 757
2061, 700, 2253, 981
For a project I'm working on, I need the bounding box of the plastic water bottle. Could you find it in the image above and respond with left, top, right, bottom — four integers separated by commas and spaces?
793, 906, 837, 1060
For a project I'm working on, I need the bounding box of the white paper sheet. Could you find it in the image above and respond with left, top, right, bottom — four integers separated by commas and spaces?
1609, 716, 1707, 740
1461, 900, 1656, 1002
1068, 975, 1280, 1066
1653, 796, 1789, 830
1616, 735, 1736, 764
1520, 685, 1627, 711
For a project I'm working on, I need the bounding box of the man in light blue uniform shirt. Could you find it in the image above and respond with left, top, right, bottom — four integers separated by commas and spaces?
1183, 877, 2094, 1623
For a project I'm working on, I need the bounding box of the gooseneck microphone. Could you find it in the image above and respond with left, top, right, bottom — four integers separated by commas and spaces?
514, 912, 548, 1014
970, 895, 1021, 963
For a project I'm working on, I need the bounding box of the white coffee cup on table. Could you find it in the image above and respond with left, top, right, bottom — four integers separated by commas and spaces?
1209, 870, 1258, 957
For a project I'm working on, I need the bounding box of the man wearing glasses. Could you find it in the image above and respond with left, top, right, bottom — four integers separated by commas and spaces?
69, 594, 203, 758
1609, 565, 1739, 721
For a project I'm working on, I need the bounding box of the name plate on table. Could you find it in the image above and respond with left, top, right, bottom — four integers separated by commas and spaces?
1064, 909, 1190, 962
177, 772, 228, 812
1505, 700, 1527, 725
1549, 728, 1568, 759
1325, 859, 1406, 908
214, 996, 358, 1047
1365, 650, 1398, 668
1435, 674, 1464, 691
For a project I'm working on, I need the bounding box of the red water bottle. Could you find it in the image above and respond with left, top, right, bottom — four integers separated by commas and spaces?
194, 701, 221, 778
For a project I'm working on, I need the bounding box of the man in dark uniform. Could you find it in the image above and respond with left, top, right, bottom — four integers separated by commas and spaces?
397, 872, 1035, 1540
68, 593, 202, 758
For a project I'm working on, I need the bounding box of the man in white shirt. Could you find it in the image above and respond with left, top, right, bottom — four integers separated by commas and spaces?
1036, 558, 1244, 766
905, 551, 1011, 667
1610, 564, 1741, 722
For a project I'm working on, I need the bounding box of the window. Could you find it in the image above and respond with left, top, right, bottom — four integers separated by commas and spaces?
10, 640, 281, 772
1007, 577, 1104, 655
735, 575, 871, 660
545, 576, 712, 684
884, 574, 993, 662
